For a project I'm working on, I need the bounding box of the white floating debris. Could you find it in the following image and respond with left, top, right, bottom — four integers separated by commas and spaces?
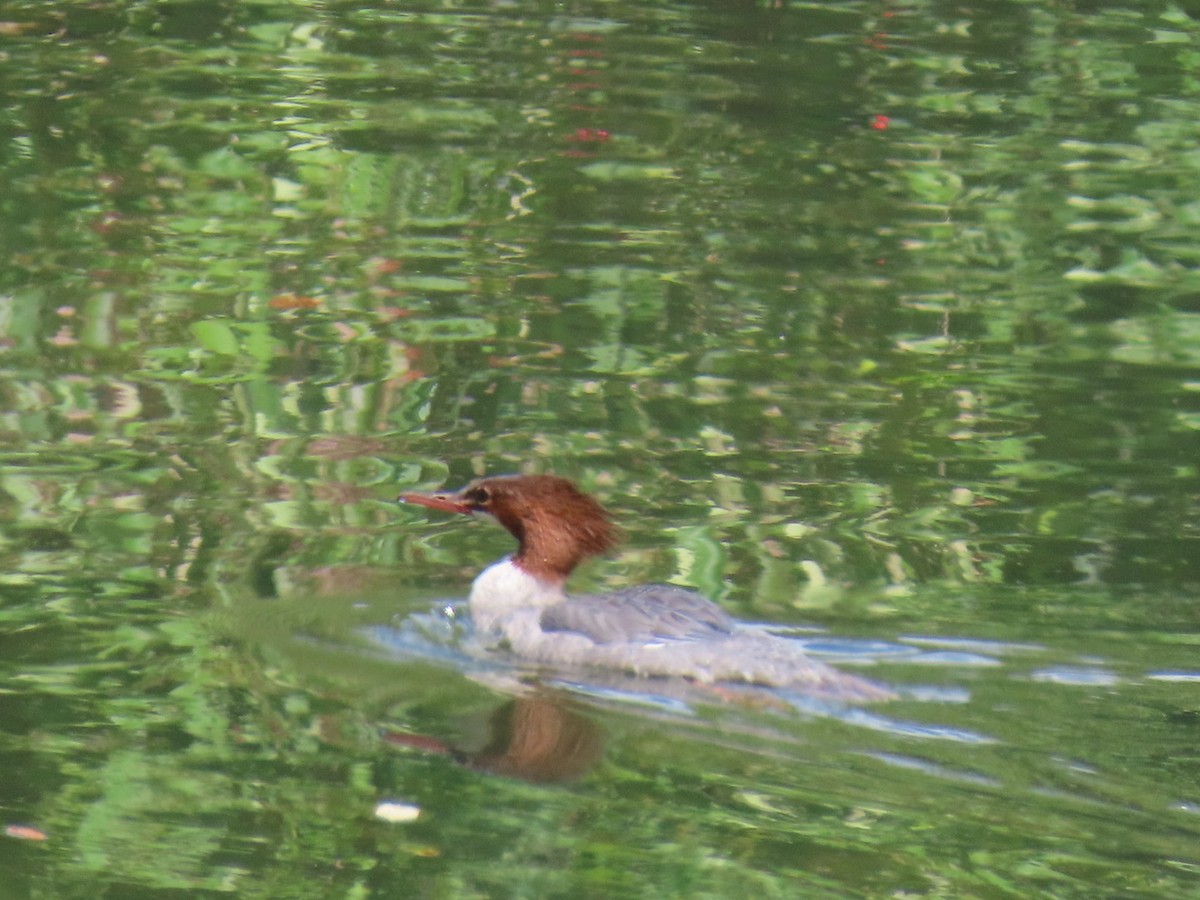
374, 801, 420, 823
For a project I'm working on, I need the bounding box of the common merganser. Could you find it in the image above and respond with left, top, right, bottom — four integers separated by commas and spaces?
400, 475, 892, 703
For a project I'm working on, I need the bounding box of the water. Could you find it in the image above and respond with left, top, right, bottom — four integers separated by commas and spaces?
1, 1, 1199, 895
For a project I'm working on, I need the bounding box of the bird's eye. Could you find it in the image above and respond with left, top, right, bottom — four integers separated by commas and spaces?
465, 486, 490, 505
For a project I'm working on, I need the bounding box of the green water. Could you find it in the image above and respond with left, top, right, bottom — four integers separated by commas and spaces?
2, 1, 1199, 896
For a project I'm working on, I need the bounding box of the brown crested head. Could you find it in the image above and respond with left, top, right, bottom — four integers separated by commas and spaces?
400, 475, 619, 580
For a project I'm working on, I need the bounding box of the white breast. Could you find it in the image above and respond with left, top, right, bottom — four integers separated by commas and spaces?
468, 558, 566, 635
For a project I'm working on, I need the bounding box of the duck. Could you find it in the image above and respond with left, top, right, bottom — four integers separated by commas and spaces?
401, 474, 892, 702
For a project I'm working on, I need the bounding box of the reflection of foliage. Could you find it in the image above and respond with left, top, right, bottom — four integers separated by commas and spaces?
0, 0, 1199, 896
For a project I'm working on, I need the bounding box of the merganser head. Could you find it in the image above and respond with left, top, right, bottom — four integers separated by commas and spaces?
400, 475, 618, 580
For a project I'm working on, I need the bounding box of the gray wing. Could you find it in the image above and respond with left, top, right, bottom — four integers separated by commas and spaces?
540, 584, 736, 644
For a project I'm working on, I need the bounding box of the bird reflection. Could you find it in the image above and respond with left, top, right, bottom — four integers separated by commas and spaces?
384, 691, 604, 784
469, 692, 605, 783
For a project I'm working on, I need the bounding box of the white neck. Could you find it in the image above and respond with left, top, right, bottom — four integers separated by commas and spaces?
468, 557, 566, 634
